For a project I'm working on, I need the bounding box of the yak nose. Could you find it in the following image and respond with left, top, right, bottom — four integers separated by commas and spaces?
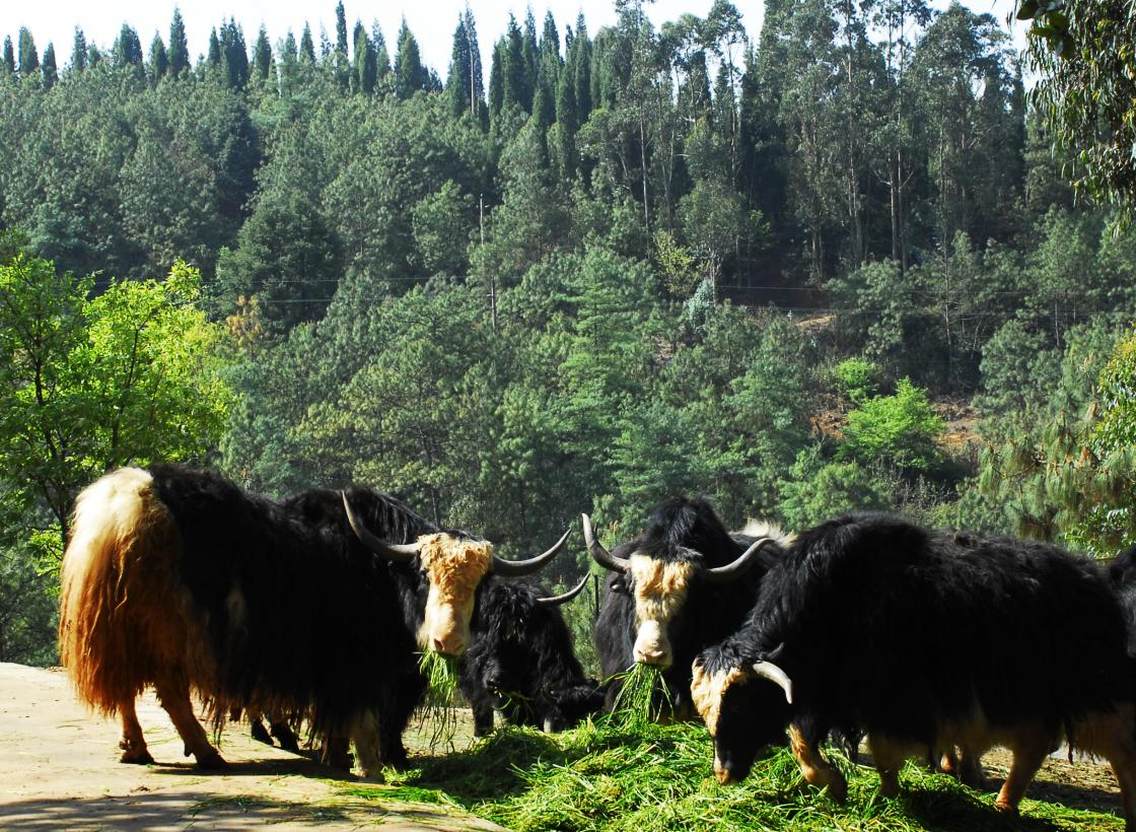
634, 646, 671, 668
714, 756, 735, 785
433, 636, 465, 656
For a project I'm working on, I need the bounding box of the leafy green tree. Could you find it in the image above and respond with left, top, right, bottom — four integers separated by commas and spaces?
2, 37, 14, 77
148, 34, 168, 83
412, 180, 474, 275
299, 24, 316, 63
1021, 0, 1136, 210
354, 24, 376, 94
113, 23, 143, 70
0, 255, 230, 539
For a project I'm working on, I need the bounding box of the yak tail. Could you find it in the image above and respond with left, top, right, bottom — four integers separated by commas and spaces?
58, 467, 181, 715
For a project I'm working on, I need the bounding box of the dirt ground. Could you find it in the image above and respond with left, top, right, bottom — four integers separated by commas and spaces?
0, 663, 502, 831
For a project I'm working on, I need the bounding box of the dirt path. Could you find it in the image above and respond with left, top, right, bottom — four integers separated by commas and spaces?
0, 663, 504, 831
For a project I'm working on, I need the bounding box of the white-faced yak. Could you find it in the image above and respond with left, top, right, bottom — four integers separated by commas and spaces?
462, 574, 603, 735
586, 496, 785, 719
691, 513, 1136, 830
57, 466, 568, 775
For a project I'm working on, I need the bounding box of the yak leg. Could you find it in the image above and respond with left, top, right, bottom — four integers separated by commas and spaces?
270, 718, 301, 753
1073, 709, 1136, 832
117, 698, 154, 764
154, 677, 226, 769
994, 729, 1050, 815
351, 710, 384, 780
321, 732, 352, 770
868, 734, 915, 798
378, 675, 425, 770
789, 722, 848, 803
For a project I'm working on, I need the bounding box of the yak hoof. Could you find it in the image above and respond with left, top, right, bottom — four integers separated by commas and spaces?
993, 798, 1019, 816
250, 720, 273, 745
119, 748, 154, 765
195, 750, 228, 770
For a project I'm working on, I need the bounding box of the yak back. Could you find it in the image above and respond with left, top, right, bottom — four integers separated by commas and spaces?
728, 512, 1132, 747
148, 467, 422, 732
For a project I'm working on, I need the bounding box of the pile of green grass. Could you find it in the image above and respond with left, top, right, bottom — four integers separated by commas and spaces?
608, 663, 669, 729
344, 717, 1125, 832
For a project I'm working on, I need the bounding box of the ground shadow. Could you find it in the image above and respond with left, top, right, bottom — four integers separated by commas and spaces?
900, 785, 1124, 832
0, 790, 357, 831
146, 754, 357, 783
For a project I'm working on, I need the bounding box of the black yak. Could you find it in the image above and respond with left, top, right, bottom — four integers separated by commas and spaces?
462, 574, 603, 735
58, 466, 568, 774
586, 497, 784, 718
691, 513, 1136, 829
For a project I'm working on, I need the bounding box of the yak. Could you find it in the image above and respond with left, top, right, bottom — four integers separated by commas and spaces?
462, 574, 604, 735
57, 466, 568, 775
586, 496, 784, 719
691, 513, 1136, 829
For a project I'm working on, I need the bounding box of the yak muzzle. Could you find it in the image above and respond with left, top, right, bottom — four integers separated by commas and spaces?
713, 755, 736, 785
632, 620, 672, 668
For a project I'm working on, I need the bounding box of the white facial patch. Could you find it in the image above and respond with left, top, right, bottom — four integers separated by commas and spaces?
416, 533, 493, 656
629, 554, 694, 667
690, 661, 748, 736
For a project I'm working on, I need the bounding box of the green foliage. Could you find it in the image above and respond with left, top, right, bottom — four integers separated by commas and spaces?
778, 445, 892, 530
832, 357, 880, 404
841, 379, 945, 474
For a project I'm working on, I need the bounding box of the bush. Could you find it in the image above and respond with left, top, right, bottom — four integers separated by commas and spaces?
840, 379, 946, 475
831, 357, 880, 404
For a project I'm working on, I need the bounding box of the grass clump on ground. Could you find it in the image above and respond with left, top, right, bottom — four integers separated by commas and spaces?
343, 716, 1126, 832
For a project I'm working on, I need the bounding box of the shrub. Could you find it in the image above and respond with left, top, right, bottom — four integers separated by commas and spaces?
840, 379, 945, 475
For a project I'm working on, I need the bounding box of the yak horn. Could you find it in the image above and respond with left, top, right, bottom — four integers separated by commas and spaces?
492, 526, 571, 577
536, 573, 591, 606
703, 537, 775, 584
752, 660, 793, 705
583, 513, 630, 574
341, 491, 420, 560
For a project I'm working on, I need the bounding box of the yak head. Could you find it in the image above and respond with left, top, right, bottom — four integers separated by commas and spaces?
342, 493, 570, 657
691, 643, 794, 784
584, 497, 783, 670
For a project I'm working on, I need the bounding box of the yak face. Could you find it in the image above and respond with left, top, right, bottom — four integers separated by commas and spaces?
540, 681, 606, 731
692, 651, 794, 784
416, 533, 495, 656
626, 554, 695, 668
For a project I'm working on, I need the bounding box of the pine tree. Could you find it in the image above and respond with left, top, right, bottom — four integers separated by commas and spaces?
252, 25, 272, 82
168, 8, 189, 77
572, 14, 592, 122
503, 15, 529, 112
2, 37, 14, 77
18, 28, 39, 76
539, 10, 561, 87
149, 33, 168, 82
87, 44, 102, 66
373, 22, 391, 83
41, 42, 57, 89
446, 17, 472, 117
335, 2, 348, 56
488, 39, 505, 120
113, 24, 144, 70
300, 24, 315, 63
219, 18, 248, 88
464, 7, 484, 120
394, 18, 427, 100
206, 28, 222, 69
354, 24, 376, 93
70, 28, 87, 73
523, 8, 539, 108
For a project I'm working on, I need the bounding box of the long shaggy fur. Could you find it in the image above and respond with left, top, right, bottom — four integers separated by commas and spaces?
462, 576, 603, 735
59, 468, 210, 714
594, 496, 782, 717
696, 513, 1136, 821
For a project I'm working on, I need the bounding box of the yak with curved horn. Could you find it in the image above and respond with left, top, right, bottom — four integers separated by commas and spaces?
587, 496, 787, 720
58, 467, 569, 776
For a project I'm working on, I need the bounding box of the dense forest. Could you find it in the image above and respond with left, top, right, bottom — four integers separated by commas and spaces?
1, 0, 1135, 666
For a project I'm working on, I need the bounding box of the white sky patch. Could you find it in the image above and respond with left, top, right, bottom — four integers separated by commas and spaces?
3, 0, 1024, 82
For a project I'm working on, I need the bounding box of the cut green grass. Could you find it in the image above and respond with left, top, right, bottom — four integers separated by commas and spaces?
357, 717, 1127, 832
415, 650, 462, 750
608, 663, 670, 729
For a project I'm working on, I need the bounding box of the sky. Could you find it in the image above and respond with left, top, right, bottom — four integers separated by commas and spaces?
2, 0, 1023, 80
